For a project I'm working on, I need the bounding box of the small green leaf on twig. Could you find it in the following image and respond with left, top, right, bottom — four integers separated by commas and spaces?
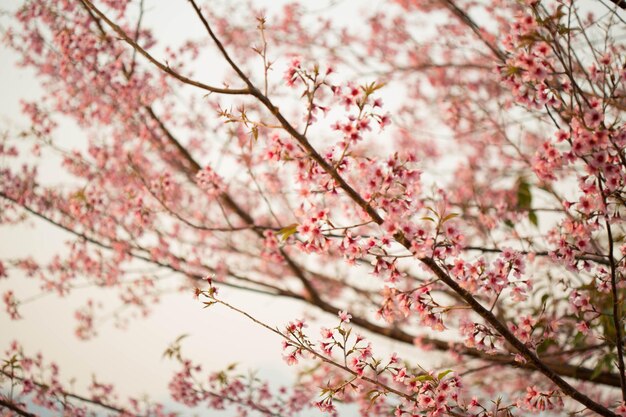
277, 223, 299, 241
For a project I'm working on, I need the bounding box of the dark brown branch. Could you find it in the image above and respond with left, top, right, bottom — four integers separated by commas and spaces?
79, 0, 249, 96
79, 0, 331, 306
463, 246, 611, 266
186, 4, 617, 414
187, 0, 385, 227
602, 185, 626, 400
0, 192, 293, 299
145, 106, 325, 304
1, 193, 621, 388
0, 398, 38, 417
2, 369, 137, 415
419, 257, 616, 416
607, 0, 626, 10
1, 369, 284, 417
440, 0, 507, 62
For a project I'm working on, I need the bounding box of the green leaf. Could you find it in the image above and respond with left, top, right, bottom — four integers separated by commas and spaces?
162, 334, 188, 360
437, 369, 453, 380
277, 223, 299, 241
217, 371, 228, 384
72, 187, 88, 203
536, 338, 556, 355
174, 334, 189, 343
415, 374, 434, 382
504, 65, 522, 76
367, 389, 381, 405
600, 313, 617, 342
441, 213, 459, 224
528, 210, 538, 227
590, 354, 613, 380
516, 178, 532, 211
362, 81, 386, 96
1, 355, 21, 372
573, 331, 586, 347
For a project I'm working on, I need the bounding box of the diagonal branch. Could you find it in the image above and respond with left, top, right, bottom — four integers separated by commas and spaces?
1, 369, 285, 417
440, 0, 507, 62
77, 1, 326, 306
185, 3, 617, 415
0, 192, 294, 299
40, 2, 621, 414
0, 398, 38, 417
1, 193, 621, 387
600, 181, 626, 400
78, 0, 249, 96
607, 0, 626, 10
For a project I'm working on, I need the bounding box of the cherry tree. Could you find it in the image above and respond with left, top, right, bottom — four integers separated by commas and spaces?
1, 0, 626, 415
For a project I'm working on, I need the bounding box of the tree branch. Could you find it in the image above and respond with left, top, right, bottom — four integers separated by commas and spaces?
0, 398, 38, 417
607, 0, 626, 10
601, 184, 626, 400
78, 0, 250, 96
184, 3, 618, 414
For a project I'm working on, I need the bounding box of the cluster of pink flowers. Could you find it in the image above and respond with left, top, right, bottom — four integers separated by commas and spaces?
569, 289, 592, 315
532, 138, 564, 181
358, 153, 422, 223
548, 217, 597, 271
283, 56, 303, 87
168, 359, 205, 406
2, 290, 21, 320
459, 320, 501, 353
276, 309, 470, 416
451, 249, 531, 301
73, 299, 97, 340
394, 373, 463, 417
265, 132, 301, 162
509, 315, 537, 345
195, 165, 224, 198
500, 11, 560, 110
295, 209, 331, 253
518, 385, 564, 413
168, 343, 312, 415
377, 286, 446, 331
261, 229, 284, 263
338, 232, 370, 264
282, 318, 309, 366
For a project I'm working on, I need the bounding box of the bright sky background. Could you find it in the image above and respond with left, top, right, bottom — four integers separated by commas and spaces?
0, 1, 424, 414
